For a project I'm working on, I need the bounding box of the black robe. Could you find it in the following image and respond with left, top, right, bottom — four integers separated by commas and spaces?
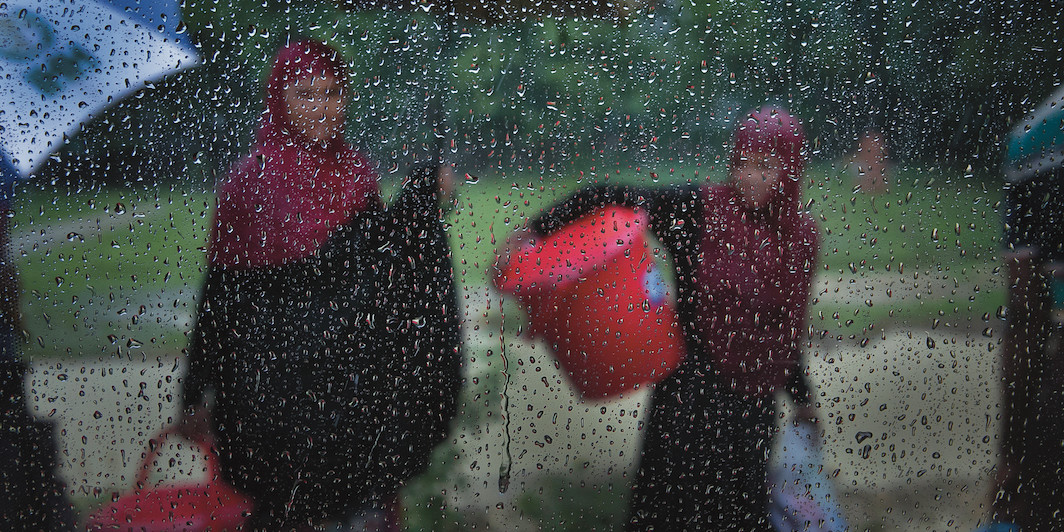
182, 166, 461, 523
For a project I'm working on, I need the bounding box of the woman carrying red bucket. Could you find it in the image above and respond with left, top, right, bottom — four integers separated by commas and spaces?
493, 205, 687, 399
501, 107, 819, 530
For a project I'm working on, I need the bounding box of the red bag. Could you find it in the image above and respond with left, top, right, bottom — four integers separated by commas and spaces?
85, 428, 253, 531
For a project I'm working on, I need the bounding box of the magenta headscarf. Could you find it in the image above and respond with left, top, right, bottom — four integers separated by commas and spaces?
729, 106, 807, 219
208, 39, 381, 269
696, 106, 819, 395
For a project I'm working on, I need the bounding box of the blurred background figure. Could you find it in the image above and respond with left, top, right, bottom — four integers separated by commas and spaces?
510, 107, 819, 531
852, 128, 891, 194
0, 155, 75, 530
180, 38, 461, 530
994, 85, 1064, 531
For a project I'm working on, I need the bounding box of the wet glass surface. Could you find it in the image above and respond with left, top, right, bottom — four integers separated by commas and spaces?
2, 1, 1063, 529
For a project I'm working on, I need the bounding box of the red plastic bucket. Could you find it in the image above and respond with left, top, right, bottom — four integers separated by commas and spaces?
495, 206, 685, 399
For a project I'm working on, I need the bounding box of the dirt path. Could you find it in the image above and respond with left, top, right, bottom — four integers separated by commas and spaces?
28, 278, 1004, 529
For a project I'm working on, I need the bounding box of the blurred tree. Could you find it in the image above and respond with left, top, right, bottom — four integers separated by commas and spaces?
34, 0, 1064, 183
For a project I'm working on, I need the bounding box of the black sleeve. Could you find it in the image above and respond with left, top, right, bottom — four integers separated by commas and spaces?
528, 183, 703, 261
370, 164, 464, 482
528, 184, 657, 234
182, 268, 227, 411
386, 165, 441, 235
381, 164, 459, 339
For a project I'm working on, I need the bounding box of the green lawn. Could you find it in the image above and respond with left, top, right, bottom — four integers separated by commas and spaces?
14, 163, 1008, 529
806, 165, 1005, 335
12, 184, 215, 362
11, 163, 1005, 362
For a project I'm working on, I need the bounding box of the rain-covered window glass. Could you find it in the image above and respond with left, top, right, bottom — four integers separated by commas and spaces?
2, 0, 1063, 529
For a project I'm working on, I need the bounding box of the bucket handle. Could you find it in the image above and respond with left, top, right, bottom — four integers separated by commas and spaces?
134, 426, 220, 488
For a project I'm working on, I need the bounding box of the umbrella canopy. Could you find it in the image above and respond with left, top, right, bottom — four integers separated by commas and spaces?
0, 0, 198, 178
1005, 85, 1064, 183
337, 0, 643, 24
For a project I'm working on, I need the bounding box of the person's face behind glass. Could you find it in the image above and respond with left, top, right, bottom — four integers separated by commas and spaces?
283, 72, 346, 146
732, 150, 784, 210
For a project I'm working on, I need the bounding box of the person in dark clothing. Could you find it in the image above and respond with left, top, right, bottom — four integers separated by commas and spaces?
0, 154, 76, 531
179, 38, 461, 530
993, 109, 1064, 529
515, 107, 818, 531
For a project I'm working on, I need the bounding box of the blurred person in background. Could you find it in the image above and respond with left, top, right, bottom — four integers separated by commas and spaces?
0, 156, 75, 530
509, 107, 819, 530
179, 38, 461, 530
852, 127, 891, 194
994, 86, 1064, 531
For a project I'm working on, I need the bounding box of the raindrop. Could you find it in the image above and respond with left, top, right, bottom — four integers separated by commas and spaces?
926, 337, 936, 348
855, 431, 873, 443
498, 471, 510, 494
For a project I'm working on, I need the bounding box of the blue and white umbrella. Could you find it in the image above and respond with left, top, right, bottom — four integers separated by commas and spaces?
0, 0, 198, 179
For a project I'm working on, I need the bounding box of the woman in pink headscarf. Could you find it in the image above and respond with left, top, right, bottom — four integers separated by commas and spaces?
520, 107, 819, 530
181, 39, 461, 529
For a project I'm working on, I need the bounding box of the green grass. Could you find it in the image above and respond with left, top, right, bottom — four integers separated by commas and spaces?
811, 166, 1001, 272
11, 163, 1006, 362
805, 165, 1005, 335
12, 183, 215, 362
14, 163, 1008, 530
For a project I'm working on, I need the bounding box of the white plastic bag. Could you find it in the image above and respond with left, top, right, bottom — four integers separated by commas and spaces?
768, 419, 849, 532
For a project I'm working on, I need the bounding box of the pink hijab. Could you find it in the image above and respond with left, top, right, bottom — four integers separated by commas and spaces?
729, 106, 807, 220
696, 107, 818, 395
209, 39, 381, 269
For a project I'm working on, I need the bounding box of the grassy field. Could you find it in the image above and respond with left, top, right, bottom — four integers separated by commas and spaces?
806, 165, 1005, 336
12, 184, 216, 362
11, 162, 1004, 363
14, 162, 1008, 529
